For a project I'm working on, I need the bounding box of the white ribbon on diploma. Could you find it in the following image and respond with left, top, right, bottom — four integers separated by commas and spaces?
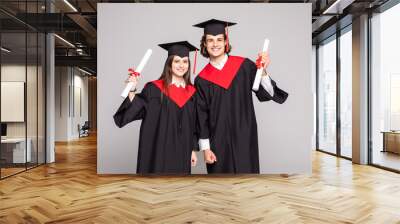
121, 49, 153, 98
252, 38, 270, 91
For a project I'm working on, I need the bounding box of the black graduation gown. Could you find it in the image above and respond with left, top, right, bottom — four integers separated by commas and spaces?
195, 55, 288, 174
113, 80, 197, 174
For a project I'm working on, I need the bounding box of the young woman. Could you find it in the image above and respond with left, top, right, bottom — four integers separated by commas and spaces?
114, 41, 199, 174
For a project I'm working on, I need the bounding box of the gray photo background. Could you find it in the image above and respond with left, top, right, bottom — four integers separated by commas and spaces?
97, 3, 313, 174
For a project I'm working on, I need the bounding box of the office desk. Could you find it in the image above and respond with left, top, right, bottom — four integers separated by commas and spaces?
1, 138, 31, 163
382, 131, 400, 154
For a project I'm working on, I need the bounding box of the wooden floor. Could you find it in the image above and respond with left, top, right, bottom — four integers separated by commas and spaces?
1, 134, 400, 223
1, 167, 26, 178
372, 150, 400, 171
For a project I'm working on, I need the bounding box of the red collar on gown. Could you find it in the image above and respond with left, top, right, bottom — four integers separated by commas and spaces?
198, 55, 245, 89
152, 79, 196, 108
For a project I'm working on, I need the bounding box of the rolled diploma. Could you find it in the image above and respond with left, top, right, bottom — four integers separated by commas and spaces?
252, 39, 270, 91
121, 49, 152, 98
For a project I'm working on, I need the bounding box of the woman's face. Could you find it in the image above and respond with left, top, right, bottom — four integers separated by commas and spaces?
171, 56, 189, 77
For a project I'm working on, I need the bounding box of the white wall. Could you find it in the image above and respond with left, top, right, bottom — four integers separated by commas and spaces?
72, 72, 89, 138
1, 63, 46, 164
55, 66, 69, 141
98, 3, 313, 174
54, 67, 89, 141
1, 64, 40, 138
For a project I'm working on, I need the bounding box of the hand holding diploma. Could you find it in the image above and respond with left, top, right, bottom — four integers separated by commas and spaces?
257, 52, 271, 71
125, 74, 139, 101
121, 49, 152, 98
191, 151, 198, 167
204, 149, 217, 164
252, 38, 270, 91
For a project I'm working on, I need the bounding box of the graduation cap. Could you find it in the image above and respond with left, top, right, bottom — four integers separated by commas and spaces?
193, 19, 236, 55
193, 19, 236, 36
158, 41, 198, 58
158, 41, 199, 74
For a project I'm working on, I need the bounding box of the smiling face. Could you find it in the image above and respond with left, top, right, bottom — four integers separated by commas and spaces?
204, 34, 226, 58
158, 55, 191, 90
171, 55, 189, 77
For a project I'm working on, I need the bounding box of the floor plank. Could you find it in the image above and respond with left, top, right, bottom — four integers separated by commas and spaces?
1, 134, 400, 223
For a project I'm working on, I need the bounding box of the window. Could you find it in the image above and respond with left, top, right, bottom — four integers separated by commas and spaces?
340, 28, 352, 158
318, 36, 337, 154
370, 2, 400, 171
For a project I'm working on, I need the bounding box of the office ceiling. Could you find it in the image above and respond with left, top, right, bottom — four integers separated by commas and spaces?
0, 0, 391, 75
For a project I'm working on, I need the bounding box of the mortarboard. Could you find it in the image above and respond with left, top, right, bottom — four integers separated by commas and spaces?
158, 41, 198, 58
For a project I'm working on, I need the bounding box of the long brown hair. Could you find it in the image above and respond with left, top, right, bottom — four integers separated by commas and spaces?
200, 34, 232, 58
158, 55, 192, 96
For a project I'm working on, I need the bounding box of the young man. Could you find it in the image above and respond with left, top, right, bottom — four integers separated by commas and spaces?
193, 19, 288, 174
